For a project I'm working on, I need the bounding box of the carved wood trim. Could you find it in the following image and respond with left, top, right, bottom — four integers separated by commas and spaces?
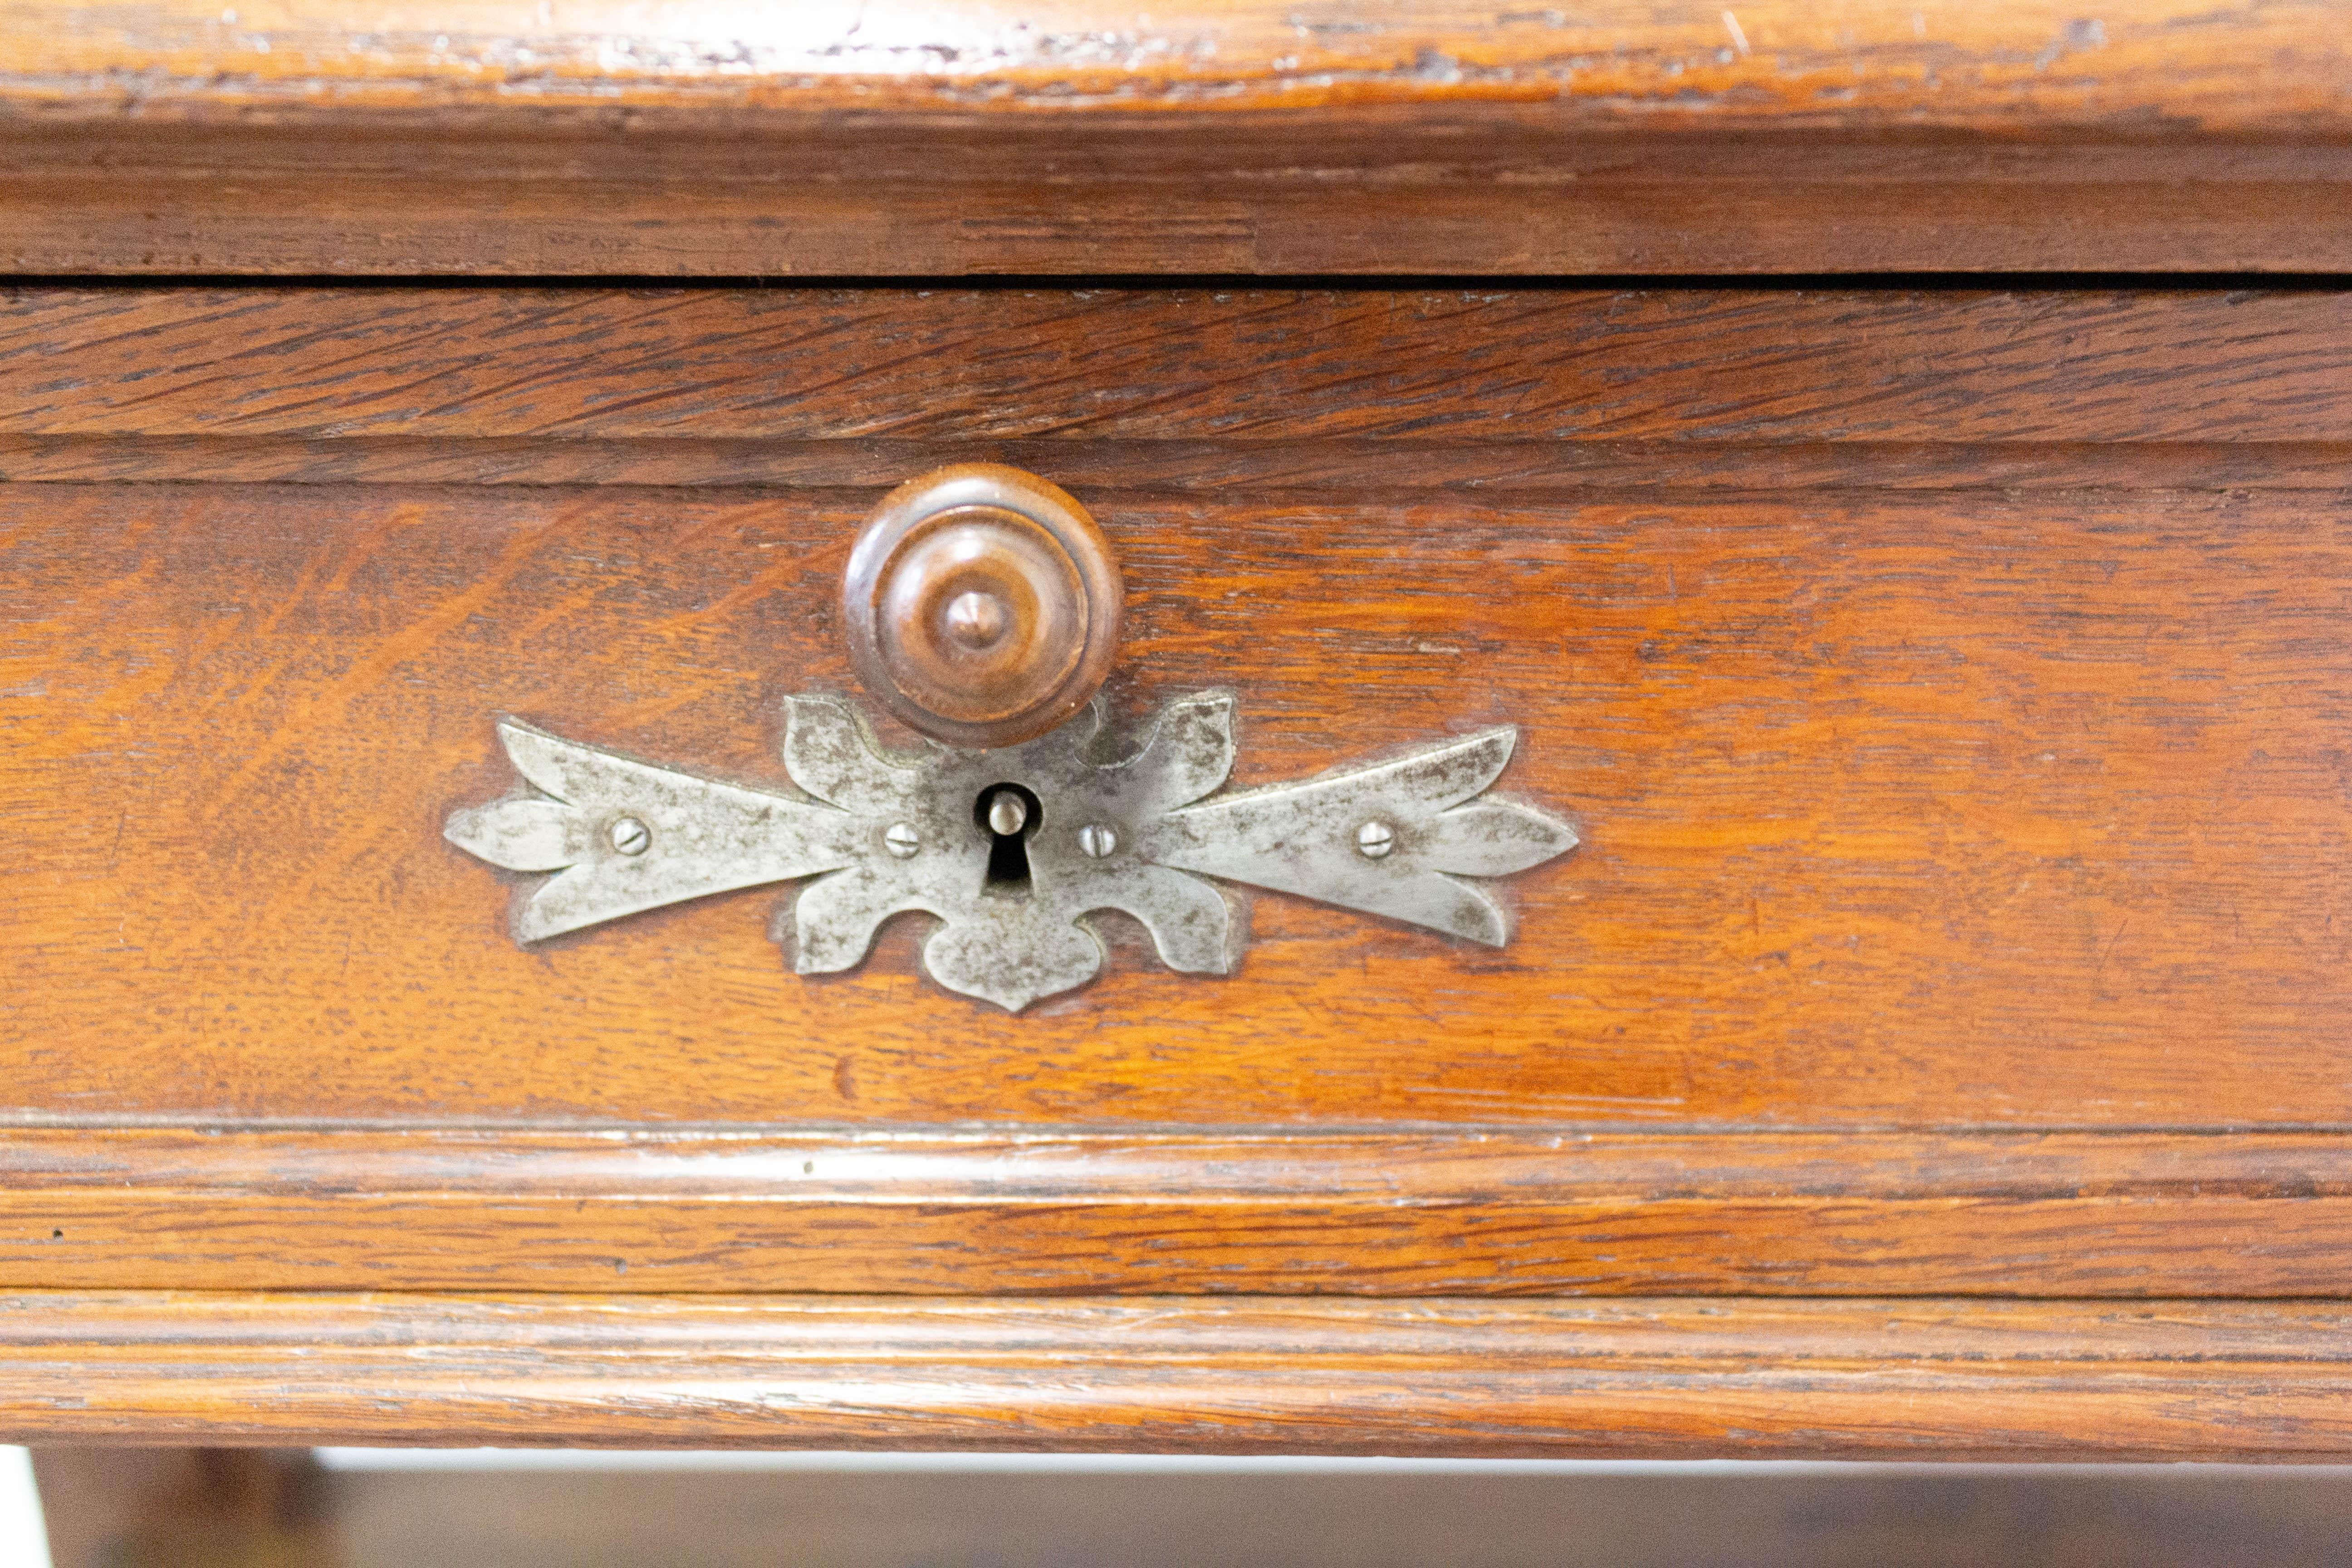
2, 2, 2347, 274
7, 1289, 2352, 1456
7, 1126, 2352, 1297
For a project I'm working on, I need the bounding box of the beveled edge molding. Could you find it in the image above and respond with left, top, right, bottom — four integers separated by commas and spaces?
6, 133, 2349, 278
7, 1125, 2352, 1297
4, 1, 2345, 128
5, 435, 2352, 492
5, 1290, 2352, 1457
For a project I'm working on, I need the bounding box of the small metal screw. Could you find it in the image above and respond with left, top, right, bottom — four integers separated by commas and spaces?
1078, 823, 1118, 859
884, 822, 921, 858
608, 816, 652, 856
986, 790, 1029, 837
1356, 820, 1395, 859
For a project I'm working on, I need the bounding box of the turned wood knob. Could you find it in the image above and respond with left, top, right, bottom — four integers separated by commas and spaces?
842, 464, 1123, 750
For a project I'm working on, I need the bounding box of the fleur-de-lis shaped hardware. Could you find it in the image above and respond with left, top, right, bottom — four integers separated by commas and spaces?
445, 691, 1578, 1011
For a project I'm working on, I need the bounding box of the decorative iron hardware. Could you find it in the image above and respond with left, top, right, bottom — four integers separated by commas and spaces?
446, 691, 1578, 1011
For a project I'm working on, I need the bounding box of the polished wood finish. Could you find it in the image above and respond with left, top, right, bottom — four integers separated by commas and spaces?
7, 1126, 2352, 1296
10, 1292, 2352, 1458
6, 281, 2352, 1451
0, 3, 2347, 274
845, 465, 1123, 749
11, 0, 2343, 122
7, 286, 2346, 450
5, 287, 2352, 1128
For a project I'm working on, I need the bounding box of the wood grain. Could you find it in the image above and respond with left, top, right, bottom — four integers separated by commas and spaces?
7, 280, 2352, 1449
10, 1291, 2352, 1457
0, 285, 2342, 1142
1, 4, 2347, 274
9, 1, 2345, 123
6, 1126, 2352, 1296
5, 435, 2352, 494
8, 286, 2348, 446
28, 482, 2352, 1126
9, 130, 2349, 276
7, 288, 2352, 1129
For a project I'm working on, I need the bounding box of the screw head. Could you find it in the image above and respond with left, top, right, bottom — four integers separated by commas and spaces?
985, 790, 1029, 838
883, 822, 921, 858
1078, 823, 1118, 859
608, 816, 652, 857
1355, 820, 1395, 859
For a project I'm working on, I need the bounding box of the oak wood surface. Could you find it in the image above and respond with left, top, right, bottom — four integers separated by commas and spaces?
11, 0, 2345, 122
5, 287, 2352, 1131
6, 282, 2352, 1462
10, 1291, 2352, 1457
1, 3, 2347, 274
9, 285, 2349, 446
6, 1126, 2352, 1296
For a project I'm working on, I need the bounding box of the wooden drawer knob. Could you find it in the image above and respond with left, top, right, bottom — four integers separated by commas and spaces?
843, 464, 1123, 749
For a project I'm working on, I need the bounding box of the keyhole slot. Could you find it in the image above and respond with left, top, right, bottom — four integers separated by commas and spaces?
975, 784, 1042, 897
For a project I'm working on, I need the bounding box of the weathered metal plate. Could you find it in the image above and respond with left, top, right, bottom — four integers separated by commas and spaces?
446, 692, 1578, 1010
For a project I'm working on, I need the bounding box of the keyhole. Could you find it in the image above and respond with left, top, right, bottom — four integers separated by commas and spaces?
976, 784, 1042, 897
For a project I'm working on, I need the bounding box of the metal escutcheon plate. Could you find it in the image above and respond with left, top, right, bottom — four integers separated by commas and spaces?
446, 692, 1578, 1011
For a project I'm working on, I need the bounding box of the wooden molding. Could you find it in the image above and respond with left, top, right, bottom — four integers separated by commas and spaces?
1, 4, 2347, 274
4, 434, 2352, 494
8, 285, 2349, 446
7, 1289, 2352, 1456
5, 1, 2344, 125
8, 1125, 2352, 1296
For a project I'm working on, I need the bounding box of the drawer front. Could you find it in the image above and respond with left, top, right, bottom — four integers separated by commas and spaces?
4, 285, 2352, 1321
6, 286, 2349, 1127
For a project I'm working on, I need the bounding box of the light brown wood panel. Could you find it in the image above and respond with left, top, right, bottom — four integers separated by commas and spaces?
5, 1127, 2352, 1296
6, 475, 2352, 1125
10, 133, 2349, 278
1, 5, 2347, 274
9, 1, 2344, 123
6, 288, 2347, 446
7, 286, 2352, 1310
10, 1291, 2352, 1457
